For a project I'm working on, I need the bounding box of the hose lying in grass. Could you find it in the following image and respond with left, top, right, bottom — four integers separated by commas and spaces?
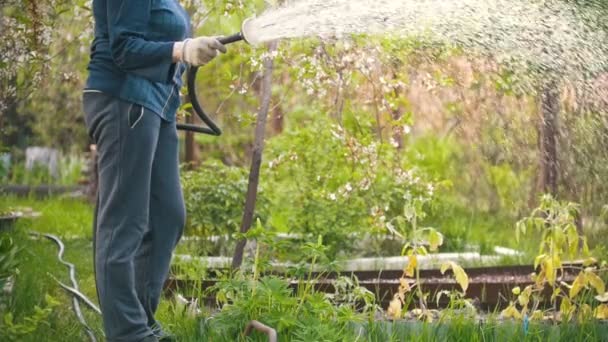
30, 232, 99, 342
244, 320, 277, 342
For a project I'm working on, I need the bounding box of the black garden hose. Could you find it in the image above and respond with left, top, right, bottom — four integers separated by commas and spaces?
30, 232, 100, 342
176, 32, 245, 136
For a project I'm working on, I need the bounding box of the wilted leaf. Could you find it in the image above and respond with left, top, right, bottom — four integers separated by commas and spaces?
578, 303, 593, 321
534, 254, 546, 270
441, 261, 469, 293
428, 229, 443, 252
595, 292, 608, 303
544, 258, 555, 286
405, 255, 417, 278
518, 286, 532, 307
570, 272, 586, 299
387, 296, 402, 319
560, 297, 574, 321
399, 277, 412, 293
531, 310, 544, 321
586, 271, 605, 295
595, 304, 608, 320
501, 302, 521, 320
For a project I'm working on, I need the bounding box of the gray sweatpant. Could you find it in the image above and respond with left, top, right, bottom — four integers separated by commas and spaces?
83, 91, 186, 342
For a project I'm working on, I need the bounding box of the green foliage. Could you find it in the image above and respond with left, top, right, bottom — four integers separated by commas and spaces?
264, 116, 436, 258
1, 294, 59, 341
1, 153, 86, 186
0, 236, 20, 290
516, 195, 584, 286
181, 162, 269, 255
508, 195, 608, 322
201, 231, 376, 341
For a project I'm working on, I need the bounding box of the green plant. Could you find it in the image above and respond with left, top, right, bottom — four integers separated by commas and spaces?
1, 294, 60, 341
386, 199, 469, 322
0, 236, 20, 290
180, 162, 269, 255
264, 118, 437, 259
200, 222, 376, 341
505, 195, 608, 322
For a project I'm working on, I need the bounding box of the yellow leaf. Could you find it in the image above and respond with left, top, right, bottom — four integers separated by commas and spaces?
441, 261, 469, 293
595, 292, 608, 303
535, 270, 546, 287
405, 255, 417, 278
586, 271, 605, 295
566, 226, 579, 258
531, 310, 544, 321
551, 287, 562, 302
595, 304, 608, 320
534, 254, 545, 270
399, 277, 412, 293
512, 287, 521, 296
518, 286, 532, 307
561, 297, 574, 322
501, 302, 522, 320
570, 272, 586, 299
428, 230, 443, 252
544, 258, 556, 286
387, 295, 402, 319
578, 304, 593, 321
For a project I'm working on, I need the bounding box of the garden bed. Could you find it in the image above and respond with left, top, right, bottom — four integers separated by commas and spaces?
164, 264, 579, 310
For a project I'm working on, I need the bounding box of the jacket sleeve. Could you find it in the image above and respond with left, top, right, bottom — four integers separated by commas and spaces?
107, 0, 176, 84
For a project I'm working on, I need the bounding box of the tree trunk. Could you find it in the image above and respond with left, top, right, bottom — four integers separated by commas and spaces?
184, 94, 200, 168
538, 81, 559, 196
232, 41, 278, 269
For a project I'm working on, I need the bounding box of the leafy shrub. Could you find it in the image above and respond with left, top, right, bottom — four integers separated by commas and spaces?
0, 294, 59, 341
200, 230, 376, 341
181, 162, 269, 255
263, 116, 437, 258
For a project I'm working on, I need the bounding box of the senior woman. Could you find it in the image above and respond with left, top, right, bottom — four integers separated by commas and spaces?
82, 1, 224, 341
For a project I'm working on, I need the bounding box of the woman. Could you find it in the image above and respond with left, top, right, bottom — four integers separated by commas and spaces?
82, 1, 225, 341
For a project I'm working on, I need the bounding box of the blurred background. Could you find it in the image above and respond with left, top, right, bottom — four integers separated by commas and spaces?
1, 0, 607, 261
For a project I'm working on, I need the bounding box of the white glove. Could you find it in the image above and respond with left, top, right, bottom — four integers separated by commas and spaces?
181, 37, 227, 66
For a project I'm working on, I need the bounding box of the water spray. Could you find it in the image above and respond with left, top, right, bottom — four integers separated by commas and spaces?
177, 0, 607, 136
177, 18, 260, 136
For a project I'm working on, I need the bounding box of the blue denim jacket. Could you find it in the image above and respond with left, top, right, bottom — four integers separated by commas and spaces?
85, 0, 191, 121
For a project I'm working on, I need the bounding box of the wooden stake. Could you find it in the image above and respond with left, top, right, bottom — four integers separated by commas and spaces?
232, 41, 278, 269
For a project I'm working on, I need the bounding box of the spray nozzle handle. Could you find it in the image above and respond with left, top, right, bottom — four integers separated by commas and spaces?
218, 32, 245, 45
177, 21, 253, 136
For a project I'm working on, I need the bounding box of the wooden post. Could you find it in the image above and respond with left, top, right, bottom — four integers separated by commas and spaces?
184, 94, 200, 168
538, 80, 559, 196
232, 41, 278, 269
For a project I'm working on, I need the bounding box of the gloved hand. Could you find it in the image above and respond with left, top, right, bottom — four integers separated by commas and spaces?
179, 37, 227, 66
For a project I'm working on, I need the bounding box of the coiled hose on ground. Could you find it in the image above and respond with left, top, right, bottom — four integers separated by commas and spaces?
30, 232, 278, 341
30, 232, 100, 342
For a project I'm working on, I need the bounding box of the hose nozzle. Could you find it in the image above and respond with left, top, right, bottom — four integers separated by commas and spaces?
217, 18, 259, 46
179, 17, 260, 136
